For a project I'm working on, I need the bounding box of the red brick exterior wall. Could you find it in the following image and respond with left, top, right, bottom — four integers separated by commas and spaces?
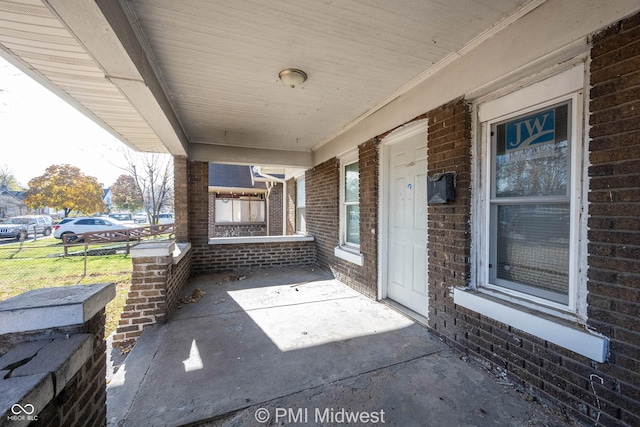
586, 12, 640, 426
286, 178, 296, 235
174, 156, 189, 243
268, 183, 284, 236
426, 99, 472, 334
188, 161, 210, 247
305, 139, 378, 299
166, 249, 193, 316
424, 14, 640, 424
114, 246, 192, 346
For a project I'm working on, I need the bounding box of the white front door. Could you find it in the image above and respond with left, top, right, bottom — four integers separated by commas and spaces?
386, 131, 429, 317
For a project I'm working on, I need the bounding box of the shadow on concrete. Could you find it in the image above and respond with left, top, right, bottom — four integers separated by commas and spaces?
107, 267, 573, 427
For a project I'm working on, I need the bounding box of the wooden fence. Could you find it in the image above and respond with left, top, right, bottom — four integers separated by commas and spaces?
63, 224, 174, 255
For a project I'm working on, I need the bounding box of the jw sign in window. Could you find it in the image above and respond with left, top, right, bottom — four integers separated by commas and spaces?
490, 101, 572, 305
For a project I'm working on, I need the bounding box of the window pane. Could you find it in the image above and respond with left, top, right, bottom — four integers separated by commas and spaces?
296, 179, 305, 207
297, 207, 306, 233
346, 205, 360, 245
215, 198, 234, 222
250, 200, 265, 222
345, 162, 359, 203
494, 103, 569, 197
495, 203, 570, 303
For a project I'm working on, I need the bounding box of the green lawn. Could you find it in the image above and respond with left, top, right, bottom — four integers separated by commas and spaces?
0, 239, 132, 338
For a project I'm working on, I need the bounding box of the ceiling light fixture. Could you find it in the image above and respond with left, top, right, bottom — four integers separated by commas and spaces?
279, 68, 307, 88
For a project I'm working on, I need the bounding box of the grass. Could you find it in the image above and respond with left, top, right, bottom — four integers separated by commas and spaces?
0, 238, 132, 338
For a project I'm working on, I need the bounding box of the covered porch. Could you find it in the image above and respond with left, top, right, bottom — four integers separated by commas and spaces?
106, 267, 567, 427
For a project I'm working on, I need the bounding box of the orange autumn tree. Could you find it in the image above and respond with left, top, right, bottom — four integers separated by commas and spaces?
25, 164, 106, 217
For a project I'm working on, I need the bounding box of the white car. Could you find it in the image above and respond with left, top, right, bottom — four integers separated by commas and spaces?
133, 212, 148, 224
158, 213, 174, 224
53, 217, 134, 241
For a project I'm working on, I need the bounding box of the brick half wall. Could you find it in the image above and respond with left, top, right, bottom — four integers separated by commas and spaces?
192, 238, 315, 274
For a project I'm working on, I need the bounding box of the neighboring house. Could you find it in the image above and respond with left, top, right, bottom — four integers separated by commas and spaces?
103, 188, 112, 211
2, 3, 640, 426
0, 184, 28, 218
208, 164, 284, 238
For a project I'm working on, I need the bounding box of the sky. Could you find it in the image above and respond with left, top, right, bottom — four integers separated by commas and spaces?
0, 56, 130, 188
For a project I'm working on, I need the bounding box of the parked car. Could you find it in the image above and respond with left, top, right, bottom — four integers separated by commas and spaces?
0, 215, 54, 240
133, 212, 148, 224
109, 213, 133, 222
158, 213, 174, 224
53, 217, 134, 241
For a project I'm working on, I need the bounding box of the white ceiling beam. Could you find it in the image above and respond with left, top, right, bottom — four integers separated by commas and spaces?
44, 0, 189, 156
190, 143, 312, 168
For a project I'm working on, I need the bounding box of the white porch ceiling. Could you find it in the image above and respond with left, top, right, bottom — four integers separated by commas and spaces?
0, 0, 534, 166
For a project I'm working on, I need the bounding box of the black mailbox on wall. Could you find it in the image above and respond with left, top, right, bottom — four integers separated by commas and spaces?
427, 172, 455, 204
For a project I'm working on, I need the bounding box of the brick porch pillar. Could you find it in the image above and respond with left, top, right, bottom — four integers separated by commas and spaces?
113, 242, 174, 347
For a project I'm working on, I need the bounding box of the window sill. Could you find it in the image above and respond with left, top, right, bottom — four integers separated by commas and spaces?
453, 288, 609, 362
334, 246, 363, 266
209, 235, 314, 245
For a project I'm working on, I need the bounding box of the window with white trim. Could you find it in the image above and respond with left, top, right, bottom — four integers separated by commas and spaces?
335, 151, 363, 265
477, 65, 586, 314
342, 157, 360, 247
296, 178, 306, 233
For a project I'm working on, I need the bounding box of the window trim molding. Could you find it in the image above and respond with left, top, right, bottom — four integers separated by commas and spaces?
460, 62, 609, 362
336, 150, 363, 265
469, 63, 589, 322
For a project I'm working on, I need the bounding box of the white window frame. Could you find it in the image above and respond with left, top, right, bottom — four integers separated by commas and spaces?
214, 194, 266, 224
335, 150, 363, 265
456, 63, 609, 362
296, 178, 306, 234
475, 65, 586, 316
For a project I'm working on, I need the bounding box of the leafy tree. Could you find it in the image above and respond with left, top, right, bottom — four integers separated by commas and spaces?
25, 164, 106, 217
120, 149, 173, 225
0, 163, 22, 190
111, 174, 143, 213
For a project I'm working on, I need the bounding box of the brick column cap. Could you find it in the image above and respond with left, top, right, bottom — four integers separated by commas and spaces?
0, 283, 115, 334
131, 241, 176, 258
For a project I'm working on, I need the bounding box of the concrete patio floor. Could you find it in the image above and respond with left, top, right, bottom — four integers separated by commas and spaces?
106, 267, 574, 427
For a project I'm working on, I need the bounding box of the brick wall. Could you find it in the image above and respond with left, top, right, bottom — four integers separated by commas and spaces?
286, 178, 296, 235
188, 161, 210, 247
113, 243, 192, 346
192, 240, 315, 273
586, 12, 640, 426
305, 139, 378, 299
425, 17, 640, 424
174, 156, 189, 243
212, 223, 267, 237
36, 310, 107, 427
166, 248, 193, 316
426, 99, 472, 335
268, 182, 284, 236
